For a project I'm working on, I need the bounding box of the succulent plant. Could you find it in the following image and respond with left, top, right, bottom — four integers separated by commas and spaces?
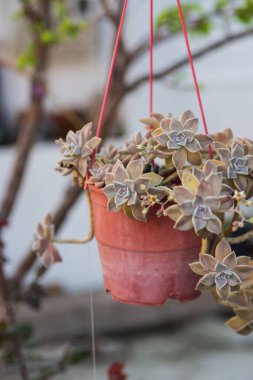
152, 110, 213, 169
56, 122, 101, 185
103, 159, 165, 221
32, 214, 62, 267
140, 113, 166, 132
190, 238, 253, 299
118, 132, 144, 165
214, 141, 253, 197
225, 289, 253, 335
164, 170, 233, 236
88, 163, 113, 188
96, 144, 119, 165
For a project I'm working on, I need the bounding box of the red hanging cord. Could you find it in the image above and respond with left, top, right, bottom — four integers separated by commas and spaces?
149, 0, 154, 115
96, 0, 128, 138
176, 0, 213, 159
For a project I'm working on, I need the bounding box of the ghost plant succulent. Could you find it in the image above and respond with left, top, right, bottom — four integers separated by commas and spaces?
152, 110, 213, 169
32, 108, 253, 334
32, 214, 62, 267
190, 239, 253, 299
214, 141, 253, 198
56, 122, 101, 186
103, 159, 165, 221
164, 169, 233, 236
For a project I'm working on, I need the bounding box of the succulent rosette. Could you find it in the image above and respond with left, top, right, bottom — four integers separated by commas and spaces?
214, 141, 253, 197
190, 239, 253, 299
164, 170, 233, 236
56, 122, 101, 185
152, 110, 213, 169
118, 131, 144, 164
88, 163, 113, 188
225, 288, 253, 335
32, 214, 61, 268
103, 159, 165, 221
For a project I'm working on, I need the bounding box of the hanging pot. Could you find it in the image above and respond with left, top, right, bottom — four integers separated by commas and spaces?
90, 186, 201, 306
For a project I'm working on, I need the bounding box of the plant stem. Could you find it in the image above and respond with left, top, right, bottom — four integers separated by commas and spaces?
52, 190, 94, 245
227, 230, 253, 245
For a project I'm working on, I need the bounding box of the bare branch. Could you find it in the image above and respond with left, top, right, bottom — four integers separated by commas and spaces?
0, 104, 43, 220
125, 28, 253, 93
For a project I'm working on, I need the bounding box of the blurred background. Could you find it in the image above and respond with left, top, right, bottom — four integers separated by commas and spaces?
1, 0, 253, 379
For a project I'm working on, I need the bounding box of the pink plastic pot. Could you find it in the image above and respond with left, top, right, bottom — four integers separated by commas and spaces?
90, 186, 201, 306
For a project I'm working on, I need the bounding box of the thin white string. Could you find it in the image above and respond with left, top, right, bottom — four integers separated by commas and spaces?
87, 241, 97, 380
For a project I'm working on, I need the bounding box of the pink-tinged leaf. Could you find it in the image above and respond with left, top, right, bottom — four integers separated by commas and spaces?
180, 109, 195, 124
103, 184, 116, 198
216, 283, 230, 299
174, 186, 194, 203
187, 151, 202, 165
126, 159, 144, 180
196, 134, 213, 148
155, 132, 169, 147
184, 117, 199, 133
206, 217, 222, 235
223, 251, 237, 269
192, 216, 206, 233
170, 118, 183, 131
174, 215, 193, 231
131, 205, 146, 222
114, 162, 129, 182
196, 180, 212, 198
207, 173, 222, 196
164, 205, 181, 221
227, 272, 242, 287
182, 171, 199, 192
189, 262, 206, 276
87, 136, 102, 150
232, 144, 244, 158
233, 265, 253, 281
107, 198, 120, 212
172, 148, 187, 169
225, 316, 252, 335
105, 173, 115, 185
141, 172, 163, 187
199, 253, 216, 271
215, 238, 232, 262
215, 147, 231, 163
180, 201, 195, 216
198, 272, 215, 286
186, 139, 202, 153
237, 256, 251, 265
219, 195, 234, 211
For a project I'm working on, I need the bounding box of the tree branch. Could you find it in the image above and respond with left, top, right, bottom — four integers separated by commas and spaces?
125, 28, 253, 93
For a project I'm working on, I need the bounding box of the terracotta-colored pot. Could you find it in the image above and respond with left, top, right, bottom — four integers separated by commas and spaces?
90, 186, 201, 306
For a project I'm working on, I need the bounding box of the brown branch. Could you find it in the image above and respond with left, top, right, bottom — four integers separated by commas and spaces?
0, 103, 43, 220
125, 28, 253, 93
0, 248, 28, 380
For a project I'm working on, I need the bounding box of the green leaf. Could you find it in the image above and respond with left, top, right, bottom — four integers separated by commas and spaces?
40, 30, 59, 44
155, 3, 203, 34
215, 0, 229, 11
235, 0, 253, 24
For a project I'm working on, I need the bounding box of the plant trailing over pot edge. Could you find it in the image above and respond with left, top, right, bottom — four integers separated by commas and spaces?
32, 110, 253, 328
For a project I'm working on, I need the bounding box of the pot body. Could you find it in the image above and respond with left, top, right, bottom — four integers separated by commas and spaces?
90, 186, 201, 306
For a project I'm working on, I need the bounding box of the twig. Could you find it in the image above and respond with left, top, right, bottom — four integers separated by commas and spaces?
0, 104, 42, 220
125, 28, 253, 93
